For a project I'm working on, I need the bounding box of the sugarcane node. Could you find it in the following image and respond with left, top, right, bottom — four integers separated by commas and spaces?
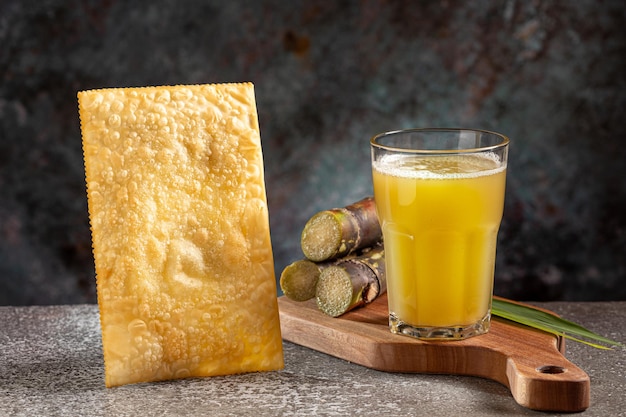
345, 197, 382, 251
348, 247, 386, 300
353, 247, 387, 298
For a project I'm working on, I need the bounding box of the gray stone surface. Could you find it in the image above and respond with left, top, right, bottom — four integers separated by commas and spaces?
0, 302, 624, 416
1, 0, 625, 305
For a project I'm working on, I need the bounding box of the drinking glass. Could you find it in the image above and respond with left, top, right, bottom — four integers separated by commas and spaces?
371, 128, 509, 340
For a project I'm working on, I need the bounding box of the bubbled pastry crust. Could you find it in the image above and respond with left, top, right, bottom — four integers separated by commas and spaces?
78, 83, 284, 387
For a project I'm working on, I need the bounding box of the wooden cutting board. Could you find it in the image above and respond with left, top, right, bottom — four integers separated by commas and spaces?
278, 295, 590, 412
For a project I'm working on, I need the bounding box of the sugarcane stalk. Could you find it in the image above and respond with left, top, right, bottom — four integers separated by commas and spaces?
280, 259, 328, 302
315, 246, 386, 317
300, 196, 382, 262
280, 252, 361, 302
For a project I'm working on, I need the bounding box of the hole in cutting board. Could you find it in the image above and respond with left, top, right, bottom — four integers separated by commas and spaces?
537, 365, 566, 374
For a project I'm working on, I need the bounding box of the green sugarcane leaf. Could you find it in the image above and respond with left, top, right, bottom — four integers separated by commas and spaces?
492, 298, 622, 349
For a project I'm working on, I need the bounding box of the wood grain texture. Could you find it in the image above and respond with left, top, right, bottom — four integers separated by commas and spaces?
278, 295, 590, 412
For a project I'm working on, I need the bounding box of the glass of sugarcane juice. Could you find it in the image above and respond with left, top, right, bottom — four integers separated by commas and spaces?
371, 128, 509, 340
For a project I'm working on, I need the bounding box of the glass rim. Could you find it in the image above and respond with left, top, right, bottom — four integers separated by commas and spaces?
370, 127, 510, 154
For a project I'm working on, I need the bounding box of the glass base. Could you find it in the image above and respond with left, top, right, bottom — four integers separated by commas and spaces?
389, 311, 491, 341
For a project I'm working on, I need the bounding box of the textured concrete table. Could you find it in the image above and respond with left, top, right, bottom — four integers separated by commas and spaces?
0, 302, 624, 417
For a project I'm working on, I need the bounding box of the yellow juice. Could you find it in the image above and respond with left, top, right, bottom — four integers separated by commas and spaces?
372, 153, 506, 328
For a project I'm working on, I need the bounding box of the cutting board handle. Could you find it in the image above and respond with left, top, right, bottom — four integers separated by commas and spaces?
505, 347, 590, 412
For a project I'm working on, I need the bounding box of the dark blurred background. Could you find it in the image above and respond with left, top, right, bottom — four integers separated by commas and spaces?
1, 0, 624, 305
